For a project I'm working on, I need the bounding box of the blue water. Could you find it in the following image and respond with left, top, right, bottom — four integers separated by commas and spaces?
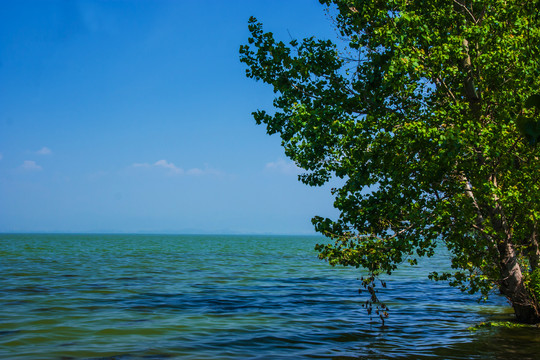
0, 234, 539, 359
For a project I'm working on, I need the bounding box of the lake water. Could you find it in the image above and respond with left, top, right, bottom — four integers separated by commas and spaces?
1, 234, 539, 359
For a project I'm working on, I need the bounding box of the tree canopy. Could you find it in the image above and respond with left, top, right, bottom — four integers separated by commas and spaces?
240, 0, 540, 324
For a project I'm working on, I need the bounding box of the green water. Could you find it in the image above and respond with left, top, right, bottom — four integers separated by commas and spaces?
0, 234, 539, 359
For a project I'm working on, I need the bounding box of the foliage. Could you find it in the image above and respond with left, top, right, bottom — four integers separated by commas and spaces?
240, 0, 540, 323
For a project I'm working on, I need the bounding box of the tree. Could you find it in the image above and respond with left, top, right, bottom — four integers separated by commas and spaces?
240, 0, 540, 324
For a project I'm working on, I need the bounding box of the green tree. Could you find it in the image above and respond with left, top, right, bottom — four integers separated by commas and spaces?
240, 0, 540, 324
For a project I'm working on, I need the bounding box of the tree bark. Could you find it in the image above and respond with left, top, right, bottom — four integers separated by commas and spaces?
462, 39, 480, 103
499, 241, 540, 323
529, 225, 540, 271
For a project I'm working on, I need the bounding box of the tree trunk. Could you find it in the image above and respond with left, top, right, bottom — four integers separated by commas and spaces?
499, 242, 540, 324
529, 227, 540, 271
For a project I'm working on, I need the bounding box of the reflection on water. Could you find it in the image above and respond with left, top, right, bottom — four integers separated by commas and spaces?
0, 234, 539, 359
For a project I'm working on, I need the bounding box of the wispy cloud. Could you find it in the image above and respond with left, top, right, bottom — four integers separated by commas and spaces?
186, 168, 203, 176
154, 159, 183, 174
131, 160, 223, 176
132, 160, 182, 174
0, 153, 3, 160
265, 159, 301, 175
36, 147, 52, 155
187, 166, 223, 176
132, 162, 151, 168
20, 160, 42, 171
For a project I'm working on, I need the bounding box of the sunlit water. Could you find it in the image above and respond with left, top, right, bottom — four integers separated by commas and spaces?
1, 234, 539, 359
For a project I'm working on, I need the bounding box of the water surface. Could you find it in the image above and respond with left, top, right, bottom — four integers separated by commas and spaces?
1, 234, 539, 359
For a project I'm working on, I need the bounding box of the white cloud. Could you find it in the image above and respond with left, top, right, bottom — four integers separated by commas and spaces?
186, 168, 204, 176
20, 160, 42, 171
186, 166, 223, 176
265, 159, 301, 175
132, 162, 151, 168
36, 147, 52, 155
154, 159, 183, 174
131, 160, 223, 176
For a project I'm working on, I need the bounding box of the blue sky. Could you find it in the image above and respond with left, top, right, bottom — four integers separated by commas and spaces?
0, 0, 340, 234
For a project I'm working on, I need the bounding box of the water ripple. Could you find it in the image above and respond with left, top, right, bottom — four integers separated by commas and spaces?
1, 234, 539, 359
